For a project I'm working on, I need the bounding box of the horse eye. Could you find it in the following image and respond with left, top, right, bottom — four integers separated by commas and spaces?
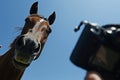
28, 29, 33, 33
25, 18, 30, 22
46, 28, 52, 34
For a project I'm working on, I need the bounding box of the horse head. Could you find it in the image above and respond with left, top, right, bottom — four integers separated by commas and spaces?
11, 2, 56, 69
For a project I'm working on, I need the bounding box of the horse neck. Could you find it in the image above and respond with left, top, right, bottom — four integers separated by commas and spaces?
0, 48, 25, 80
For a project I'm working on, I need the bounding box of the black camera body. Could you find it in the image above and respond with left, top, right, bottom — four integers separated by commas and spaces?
70, 21, 120, 80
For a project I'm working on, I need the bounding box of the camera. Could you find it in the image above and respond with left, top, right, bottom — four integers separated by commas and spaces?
70, 21, 120, 80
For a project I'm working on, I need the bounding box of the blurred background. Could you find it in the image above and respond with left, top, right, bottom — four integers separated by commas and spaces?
0, 0, 120, 80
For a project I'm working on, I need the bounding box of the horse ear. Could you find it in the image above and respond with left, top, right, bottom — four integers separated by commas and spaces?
48, 12, 56, 25
30, 2, 38, 14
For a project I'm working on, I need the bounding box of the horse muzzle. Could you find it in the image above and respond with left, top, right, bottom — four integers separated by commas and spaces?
13, 35, 41, 69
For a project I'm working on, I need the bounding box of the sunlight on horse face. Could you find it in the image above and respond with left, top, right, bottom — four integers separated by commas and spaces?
12, 2, 56, 69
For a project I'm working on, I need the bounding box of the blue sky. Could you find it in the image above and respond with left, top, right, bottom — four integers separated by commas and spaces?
0, 0, 120, 80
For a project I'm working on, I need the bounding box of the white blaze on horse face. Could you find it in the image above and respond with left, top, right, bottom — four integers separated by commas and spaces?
25, 19, 48, 44
34, 19, 48, 42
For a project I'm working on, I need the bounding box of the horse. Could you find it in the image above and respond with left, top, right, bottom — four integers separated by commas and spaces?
0, 2, 56, 80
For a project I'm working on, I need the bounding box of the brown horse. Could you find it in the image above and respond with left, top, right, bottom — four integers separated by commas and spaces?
0, 2, 56, 80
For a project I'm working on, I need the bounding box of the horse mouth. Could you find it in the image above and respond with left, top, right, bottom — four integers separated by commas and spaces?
13, 59, 30, 69
13, 52, 34, 69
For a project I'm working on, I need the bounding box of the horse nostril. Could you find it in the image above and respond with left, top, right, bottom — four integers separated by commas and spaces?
34, 43, 41, 53
16, 36, 24, 46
